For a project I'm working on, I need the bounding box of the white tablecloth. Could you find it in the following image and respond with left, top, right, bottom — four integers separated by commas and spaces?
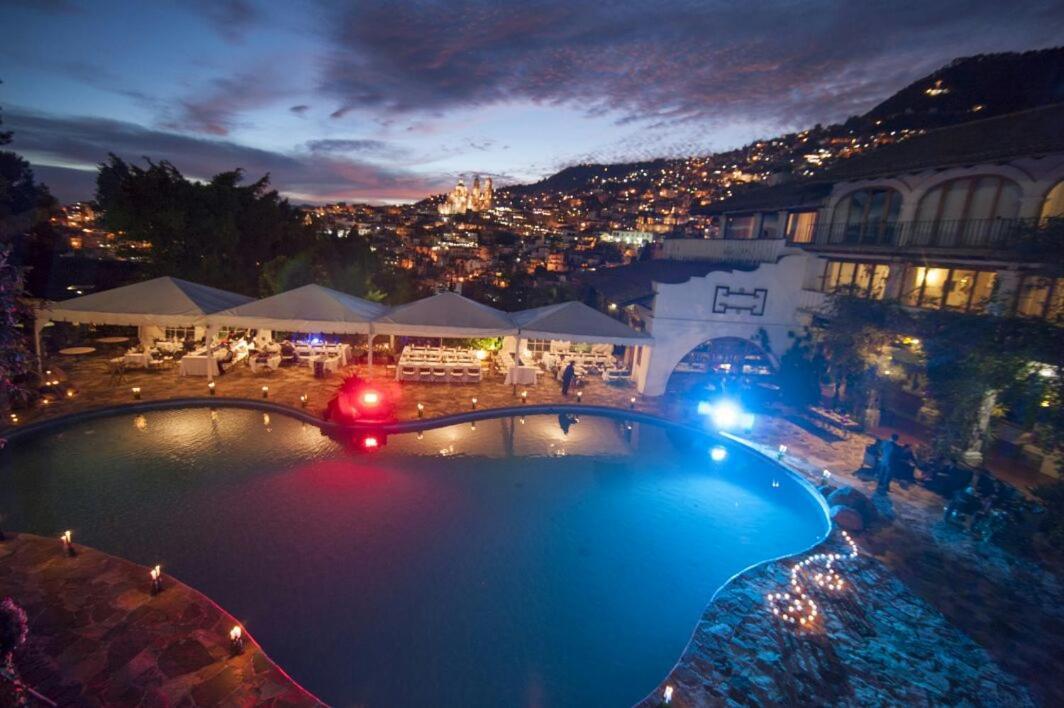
124, 351, 154, 368
178, 349, 226, 377
249, 354, 282, 373
396, 361, 482, 382
504, 365, 538, 385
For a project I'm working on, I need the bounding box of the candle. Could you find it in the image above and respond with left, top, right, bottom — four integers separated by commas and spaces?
576, 390, 583, 402
131, 387, 141, 400
471, 397, 478, 410
229, 625, 244, 655
629, 396, 636, 409
60, 530, 76, 557
150, 565, 162, 595
521, 390, 528, 403
417, 402, 424, 418
208, 381, 216, 395
300, 393, 308, 408
261, 385, 269, 399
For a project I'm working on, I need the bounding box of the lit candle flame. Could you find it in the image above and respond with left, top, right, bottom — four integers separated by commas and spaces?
150, 565, 161, 580
230, 625, 242, 642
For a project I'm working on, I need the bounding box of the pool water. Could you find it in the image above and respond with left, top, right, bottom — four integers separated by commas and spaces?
1, 410, 827, 707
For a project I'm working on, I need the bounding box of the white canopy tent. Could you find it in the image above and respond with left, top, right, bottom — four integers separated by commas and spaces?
371, 291, 516, 338
35, 276, 253, 376
207, 284, 386, 337
510, 301, 652, 346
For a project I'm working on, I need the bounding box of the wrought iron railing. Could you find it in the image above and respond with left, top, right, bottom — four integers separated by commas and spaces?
809, 217, 1040, 250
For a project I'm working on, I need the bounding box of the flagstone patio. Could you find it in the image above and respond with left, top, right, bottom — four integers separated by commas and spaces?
4, 350, 663, 434
0, 533, 322, 707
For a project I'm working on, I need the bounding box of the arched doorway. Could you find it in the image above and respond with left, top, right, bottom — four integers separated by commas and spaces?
665, 336, 776, 401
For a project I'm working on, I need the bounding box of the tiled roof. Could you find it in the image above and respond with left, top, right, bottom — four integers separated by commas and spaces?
579, 260, 756, 305
821, 103, 1064, 181
697, 181, 833, 215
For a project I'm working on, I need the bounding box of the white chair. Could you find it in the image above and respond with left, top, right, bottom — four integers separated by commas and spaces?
418, 366, 433, 382
465, 367, 482, 383
432, 367, 448, 383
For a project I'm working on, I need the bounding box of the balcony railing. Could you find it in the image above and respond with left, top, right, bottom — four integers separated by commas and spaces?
809, 217, 1039, 251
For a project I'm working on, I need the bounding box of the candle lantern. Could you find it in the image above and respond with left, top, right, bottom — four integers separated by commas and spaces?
60, 530, 76, 557
150, 565, 163, 595
261, 385, 269, 399
576, 390, 583, 403
629, 396, 636, 409
208, 381, 216, 396
300, 393, 308, 408
229, 625, 245, 655
471, 397, 478, 410
777, 444, 787, 460
417, 402, 424, 418
132, 386, 142, 400
521, 390, 528, 403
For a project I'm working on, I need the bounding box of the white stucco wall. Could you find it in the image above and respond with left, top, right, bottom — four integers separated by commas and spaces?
634, 253, 826, 396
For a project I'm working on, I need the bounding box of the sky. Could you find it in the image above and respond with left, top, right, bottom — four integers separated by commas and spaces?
3, 0, 1062, 204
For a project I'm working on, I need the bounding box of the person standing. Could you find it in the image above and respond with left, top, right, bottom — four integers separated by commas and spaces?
876, 433, 900, 494
561, 360, 576, 396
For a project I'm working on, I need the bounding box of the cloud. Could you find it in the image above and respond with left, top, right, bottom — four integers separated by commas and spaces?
5, 108, 451, 203
317, 0, 1064, 130
289, 104, 310, 115
162, 67, 289, 135
305, 138, 407, 158
185, 0, 261, 41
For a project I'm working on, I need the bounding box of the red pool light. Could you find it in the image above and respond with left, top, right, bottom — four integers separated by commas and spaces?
363, 436, 380, 449
362, 391, 381, 406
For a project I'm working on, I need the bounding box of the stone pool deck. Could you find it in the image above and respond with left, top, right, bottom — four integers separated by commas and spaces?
0, 533, 321, 707
640, 416, 1064, 707
4, 361, 1064, 706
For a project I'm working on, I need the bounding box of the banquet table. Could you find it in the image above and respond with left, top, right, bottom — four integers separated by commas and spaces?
124, 350, 156, 368
59, 347, 96, 356
178, 349, 226, 377
95, 336, 128, 344
249, 354, 282, 374
504, 365, 539, 386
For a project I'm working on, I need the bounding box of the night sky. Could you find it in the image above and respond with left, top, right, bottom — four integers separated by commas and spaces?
3, 0, 1062, 204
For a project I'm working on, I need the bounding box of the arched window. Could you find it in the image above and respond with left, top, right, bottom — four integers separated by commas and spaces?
830, 188, 901, 245
1041, 181, 1064, 220
913, 175, 1021, 247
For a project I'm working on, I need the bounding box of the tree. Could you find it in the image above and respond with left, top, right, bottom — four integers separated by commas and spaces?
0, 246, 36, 412
96, 156, 315, 295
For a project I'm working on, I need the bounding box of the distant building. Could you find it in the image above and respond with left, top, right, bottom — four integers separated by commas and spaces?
583, 103, 1064, 404
439, 175, 494, 215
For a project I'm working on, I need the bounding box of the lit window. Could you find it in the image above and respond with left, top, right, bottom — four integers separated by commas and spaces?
831, 188, 901, 245
786, 212, 816, 244
1041, 181, 1064, 221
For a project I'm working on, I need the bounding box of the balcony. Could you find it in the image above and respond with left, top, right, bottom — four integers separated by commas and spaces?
659, 237, 793, 263
806, 217, 1042, 256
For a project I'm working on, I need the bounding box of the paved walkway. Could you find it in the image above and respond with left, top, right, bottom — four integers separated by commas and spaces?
0, 533, 321, 707
3, 353, 658, 434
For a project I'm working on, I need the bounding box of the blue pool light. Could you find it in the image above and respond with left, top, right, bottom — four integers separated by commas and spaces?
710, 445, 727, 462
698, 399, 755, 431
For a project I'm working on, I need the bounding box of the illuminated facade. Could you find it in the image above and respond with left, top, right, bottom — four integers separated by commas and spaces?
439, 175, 494, 215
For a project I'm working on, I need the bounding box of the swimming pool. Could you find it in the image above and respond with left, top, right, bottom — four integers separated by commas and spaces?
1, 409, 828, 706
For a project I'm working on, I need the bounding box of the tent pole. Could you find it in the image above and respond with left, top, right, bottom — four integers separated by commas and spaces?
204, 323, 216, 381
367, 333, 375, 375
33, 315, 46, 374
